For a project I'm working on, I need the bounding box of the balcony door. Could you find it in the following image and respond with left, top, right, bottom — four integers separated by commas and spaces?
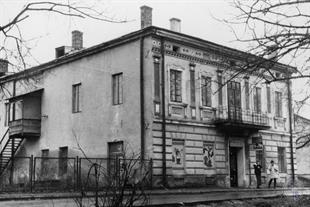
227, 81, 242, 121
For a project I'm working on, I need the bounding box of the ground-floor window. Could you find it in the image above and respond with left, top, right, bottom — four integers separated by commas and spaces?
41, 149, 49, 176
278, 147, 286, 173
59, 146, 68, 176
108, 141, 124, 174
255, 149, 265, 172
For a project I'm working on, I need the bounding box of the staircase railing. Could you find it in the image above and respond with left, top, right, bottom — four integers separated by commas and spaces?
0, 128, 9, 154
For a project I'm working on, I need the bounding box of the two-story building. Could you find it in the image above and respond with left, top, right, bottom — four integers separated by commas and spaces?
0, 6, 296, 188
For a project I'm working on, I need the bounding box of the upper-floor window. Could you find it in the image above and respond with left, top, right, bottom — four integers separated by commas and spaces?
4, 103, 9, 126
267, 85, 271, 113
217, 73, 223, 106
254, 87, 261, 113
72, 83, 81, 113
201, 76, 212, 107
244, 79, 250, 110
170, 69, 182, 102
112, 73, 123, 105
190, 67, 196, 106
275, 91, 282, 117
153, 58, 160, 102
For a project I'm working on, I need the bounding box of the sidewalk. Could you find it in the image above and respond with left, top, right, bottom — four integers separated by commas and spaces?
0, 187, 310, 206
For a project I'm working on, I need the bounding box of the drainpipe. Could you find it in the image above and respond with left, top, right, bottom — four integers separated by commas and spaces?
287, 79, 295, 186
160, 37, 167, 187
140, 37, 145, 160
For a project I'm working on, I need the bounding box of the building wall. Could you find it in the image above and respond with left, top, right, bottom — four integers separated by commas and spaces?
0, 40, 142, 160
150, 37, 296, 187
294, 115, 310, 177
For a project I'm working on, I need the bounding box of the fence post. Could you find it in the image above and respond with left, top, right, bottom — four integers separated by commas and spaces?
79, 157, 82, 192
95, 163, 99, 207
30, 155, 33, 192
33, 157, 36, 191
75, 156, 79, 191
150, 159, 153, 189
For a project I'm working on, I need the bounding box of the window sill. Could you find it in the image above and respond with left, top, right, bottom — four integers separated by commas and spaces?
169, 102, 188, 107
199, 106, 216, 111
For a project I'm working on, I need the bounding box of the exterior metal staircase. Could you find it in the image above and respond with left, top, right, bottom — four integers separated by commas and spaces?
0, 128, 24, 176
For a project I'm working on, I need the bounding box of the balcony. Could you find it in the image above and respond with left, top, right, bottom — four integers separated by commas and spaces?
214, 107, 270, 133
7, 89, 43, 138
9, 119, 41, 138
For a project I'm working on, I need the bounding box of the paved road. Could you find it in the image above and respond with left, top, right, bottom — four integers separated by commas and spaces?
0, 188, 309, 206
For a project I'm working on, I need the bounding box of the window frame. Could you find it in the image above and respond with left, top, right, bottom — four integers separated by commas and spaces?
201, 76, 212, 107
112, 73, 123, 105
267, 85, 271, 113
275, 91, 282, 117
169, 69, 182, 103
72, 83, 82, 113
254, 87, 262, 113
41, 149, 50, 177
277, 147, 286, 173
58, 146, 68, 176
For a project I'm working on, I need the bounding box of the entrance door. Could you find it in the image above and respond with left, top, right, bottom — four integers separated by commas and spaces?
227, 81, 242, 121
229, 147, 238, 187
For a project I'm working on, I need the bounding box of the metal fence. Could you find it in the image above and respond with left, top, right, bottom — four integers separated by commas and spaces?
0, 156, 153, 192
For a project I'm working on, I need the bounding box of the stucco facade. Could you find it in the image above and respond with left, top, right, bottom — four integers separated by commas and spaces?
0, 7, 297, 188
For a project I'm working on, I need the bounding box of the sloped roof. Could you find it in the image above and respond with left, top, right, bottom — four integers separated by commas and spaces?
0, 26, 296, 83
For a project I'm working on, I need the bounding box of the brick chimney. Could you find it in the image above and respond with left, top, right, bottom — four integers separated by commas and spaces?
140, 6, 152, 29
72, 30, 83, 50
170, 18, 181, 33
0, 59, 8, 76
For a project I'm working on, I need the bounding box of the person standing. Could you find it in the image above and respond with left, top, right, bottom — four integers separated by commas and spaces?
253, 161, 262, 188
268, 160, 279, 188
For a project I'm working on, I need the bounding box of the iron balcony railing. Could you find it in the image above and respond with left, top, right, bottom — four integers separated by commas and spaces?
214, 107, 269, 126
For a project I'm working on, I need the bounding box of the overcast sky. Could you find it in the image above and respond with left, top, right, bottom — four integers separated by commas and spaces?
1, 0, 310, 118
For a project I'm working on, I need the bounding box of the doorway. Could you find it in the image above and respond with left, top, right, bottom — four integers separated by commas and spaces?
229, 147, 239, 187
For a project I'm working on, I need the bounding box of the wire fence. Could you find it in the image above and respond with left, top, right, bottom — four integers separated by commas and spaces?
0, 156, 153, 192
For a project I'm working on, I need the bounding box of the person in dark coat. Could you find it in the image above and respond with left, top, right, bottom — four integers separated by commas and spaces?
253, 161, 262, 188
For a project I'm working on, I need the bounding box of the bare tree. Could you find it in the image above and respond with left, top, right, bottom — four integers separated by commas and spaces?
221, 0, 310, 148
226, 0, 310, 80
0, 1, 127, 72
75, 152, 151, 207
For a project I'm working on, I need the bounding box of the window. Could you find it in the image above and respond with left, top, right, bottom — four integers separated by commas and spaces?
108, 141, 124, 174
172, 139, 185, 168
267, 85, 271, 113
254, 87, 261, 113
244, 79, 250, 110
190, 68, 196, 106
170, 70, 182, 102
201, 76, 212, 107
203, 141, 214, 167
154, 58, 160, 102
256, 150, 265, 172
4, 103, 9, 126
172, 45, 180, 53
218, 73, 223, 106
72, 83, 81, 113
41, 149, 49, 177
275, 91, 282, 117
278, 147, 286, 173
59, 147, 68, 176
112, 73, 123, 105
